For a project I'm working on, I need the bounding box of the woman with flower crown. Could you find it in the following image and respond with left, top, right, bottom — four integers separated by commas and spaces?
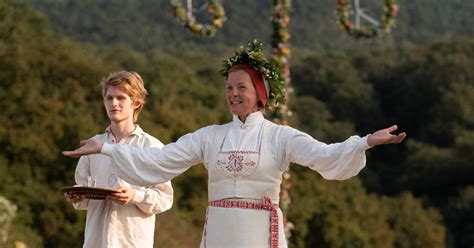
63, 40, 406, 248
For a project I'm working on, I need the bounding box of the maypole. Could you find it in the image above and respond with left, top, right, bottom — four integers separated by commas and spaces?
269, 0, 294, 239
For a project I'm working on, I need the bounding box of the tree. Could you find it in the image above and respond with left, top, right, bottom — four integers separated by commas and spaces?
444, 186, 474, 248
288, 166, 445, 248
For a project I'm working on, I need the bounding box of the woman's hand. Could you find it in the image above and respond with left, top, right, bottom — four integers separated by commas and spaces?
367, 125, 406, 147
63, 139, 103, 157
107, 187, 136, 205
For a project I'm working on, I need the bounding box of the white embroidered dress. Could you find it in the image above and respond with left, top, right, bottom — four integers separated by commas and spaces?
101, 112, 371, 248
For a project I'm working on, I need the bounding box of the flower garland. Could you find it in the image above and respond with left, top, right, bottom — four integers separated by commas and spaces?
271, 0, 291, 53
270, 0, 295, 240
270, 0, 292, 124
170, 0, 226, 37
336, 0, 398, 39
220, 39, 286, 109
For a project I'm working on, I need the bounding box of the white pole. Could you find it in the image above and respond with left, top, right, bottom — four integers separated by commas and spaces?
354, 0, 360, 29
360, 12, 380, 26
186, 0, 195, 23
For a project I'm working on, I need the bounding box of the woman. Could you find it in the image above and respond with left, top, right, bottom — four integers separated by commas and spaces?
63, 41, 405, 248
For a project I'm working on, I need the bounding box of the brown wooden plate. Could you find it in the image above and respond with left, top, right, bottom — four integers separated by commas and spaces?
62, 186, 120, 200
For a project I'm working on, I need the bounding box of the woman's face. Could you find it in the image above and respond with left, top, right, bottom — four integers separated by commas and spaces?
226, 70, 259, 121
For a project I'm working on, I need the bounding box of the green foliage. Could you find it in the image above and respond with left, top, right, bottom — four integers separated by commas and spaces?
0, 1, 109, 246
1, 1, 473, 247
444, 186, 474, 248
289, 96, 355, 143
0, 2, 226, 246
382, 193, 445, 248
25, 0, 474, 53
289, 166, 445, 248
289, 38, 474, 247
154, 208, 202, 247
291, 52, 379, 131
142, 50, 227, 142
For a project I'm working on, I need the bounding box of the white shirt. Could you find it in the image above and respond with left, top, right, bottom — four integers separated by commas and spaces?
101, 112, 371, 194
73, 125, 173, 248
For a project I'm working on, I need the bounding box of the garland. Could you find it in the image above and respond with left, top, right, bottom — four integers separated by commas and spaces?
270, 0, 295, 239
220, 40, 286, 109
336, 0, 398, 39
270, 0, 292, 124
271, 0, 291, 53
170, 0, 226, 37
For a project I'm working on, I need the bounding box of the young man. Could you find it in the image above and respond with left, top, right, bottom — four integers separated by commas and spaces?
64, 71, 173, 248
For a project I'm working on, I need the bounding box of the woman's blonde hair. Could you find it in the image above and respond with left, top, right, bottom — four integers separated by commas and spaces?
100, 71, 148, 123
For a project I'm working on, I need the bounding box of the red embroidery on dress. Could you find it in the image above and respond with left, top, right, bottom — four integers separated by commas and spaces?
224, 154, 257, 172
216, 150, 259, 178
226, 153, 244, 172
208, 196, 279, 248
244, 161, 256, 169
203, 207, 209, 248
216, 159, 226, 168
219, 150, 260, 154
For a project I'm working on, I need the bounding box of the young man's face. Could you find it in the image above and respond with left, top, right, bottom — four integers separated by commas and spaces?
104, 86, 138, 124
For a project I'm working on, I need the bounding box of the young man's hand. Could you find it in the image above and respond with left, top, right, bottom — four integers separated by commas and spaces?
107, 187, 136, 205
64, 192, 84, 203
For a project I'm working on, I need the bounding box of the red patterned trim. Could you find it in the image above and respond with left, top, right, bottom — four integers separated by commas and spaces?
218, 150, 260, 155
203, 207, 209, 248
208, 197, 279, 248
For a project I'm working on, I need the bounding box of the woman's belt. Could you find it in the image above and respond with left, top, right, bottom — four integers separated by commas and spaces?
208, 196, 279, 248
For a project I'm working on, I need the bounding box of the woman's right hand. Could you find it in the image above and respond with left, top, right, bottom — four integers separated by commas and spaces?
63, 139, 103, 157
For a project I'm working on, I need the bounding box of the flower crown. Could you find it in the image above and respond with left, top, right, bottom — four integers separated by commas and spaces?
219, 39, 286, 108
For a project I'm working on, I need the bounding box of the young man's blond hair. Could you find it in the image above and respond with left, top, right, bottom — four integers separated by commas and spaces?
100, 71, 148, 123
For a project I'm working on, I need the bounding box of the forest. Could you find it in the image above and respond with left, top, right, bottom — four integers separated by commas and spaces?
0, 0, 473, 247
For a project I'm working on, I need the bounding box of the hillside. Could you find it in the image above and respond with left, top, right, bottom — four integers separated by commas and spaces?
0, 1, 473, 247
27, 0, 474, 53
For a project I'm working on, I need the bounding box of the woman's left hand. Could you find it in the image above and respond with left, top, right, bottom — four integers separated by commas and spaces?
107, 187, 136, 205
367, 125, 406, 147
62, 138, 103, 157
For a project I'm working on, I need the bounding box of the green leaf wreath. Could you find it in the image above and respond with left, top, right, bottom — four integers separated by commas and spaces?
336, 0, 398, 39
220, 40, 286, 108
170, 0, 226, 37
